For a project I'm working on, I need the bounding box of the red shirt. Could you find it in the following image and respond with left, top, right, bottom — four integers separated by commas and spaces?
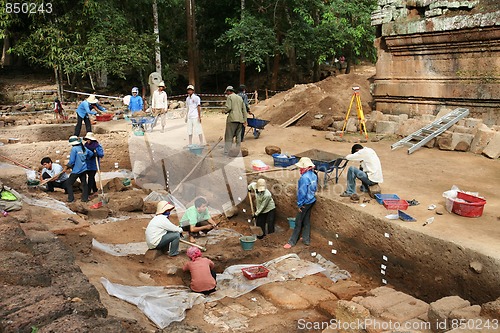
183, 257, 216, 292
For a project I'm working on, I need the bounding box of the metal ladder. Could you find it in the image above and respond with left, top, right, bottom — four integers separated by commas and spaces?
392, 108, 470, 154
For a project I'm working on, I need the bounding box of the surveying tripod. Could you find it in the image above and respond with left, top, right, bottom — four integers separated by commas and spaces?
340, 86, 368, 139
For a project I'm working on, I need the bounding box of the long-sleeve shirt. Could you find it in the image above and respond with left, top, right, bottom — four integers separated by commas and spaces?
152, 90, 168, 110
248, 182, 276, 215
225, 93, 247, 123
76, 100, 106, 118
128, 95, 144, 113
68, 145, 93, 174
84, 142, 104, 171
238, 92, 250, 113
297, 170, 318, 207
183, 258, 216, 292
145, 215, 183, 249
345, 147, 383, 183
41, 163, 68, 183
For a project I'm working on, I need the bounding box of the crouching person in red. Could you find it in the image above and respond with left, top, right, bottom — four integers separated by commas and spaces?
183, 246, 216, 295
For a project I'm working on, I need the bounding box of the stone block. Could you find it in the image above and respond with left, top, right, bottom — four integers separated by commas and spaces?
335, 300, 371, 333
428, 296, 470, 333
435, 108, 453, 119
86, 207, 109, 219
380, 298, 429, 323
265, 145, 281, 155
451, 125, 476, 135
312, 116, 334, 131
346, 117, 358, 133
399, 113, 409, 122
144, 249, 162, 261
387, 115, 401, 122
470, 125, 496, 154
451, 132, 474, 151
257, 283, 311, 310
327, 280, 368, 301
421, 114, 437, 122
332, 120, 344, 131
481, 297, 500, 319
370, 111, 385, 122
482, 132, 500, 159
359, 291, 415, 317
396, 119, 427, 137
284, 280, 337, 305
240, 147, 249, 157
103, 177, 126, 192
326, 132, 336, 141
464, 118, 483, 128
367, 286, 397, 297
317, 300, 339, 318
118, 196, 144, 212
424, 138, 437, 148
142, 201, 157, 214
449, 305, 481, 320
375, 120, 398, 134
365, 120, 375, 133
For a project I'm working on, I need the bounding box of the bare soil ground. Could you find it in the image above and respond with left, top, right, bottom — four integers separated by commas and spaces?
1, 67, 499, 332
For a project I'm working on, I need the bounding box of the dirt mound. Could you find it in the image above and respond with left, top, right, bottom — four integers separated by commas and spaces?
255, 65, 376, 127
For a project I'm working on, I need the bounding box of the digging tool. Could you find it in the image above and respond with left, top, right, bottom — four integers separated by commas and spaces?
171, 137, 223, 195
180, 238, 207, 252
95, 155, 108, 205
244, 165, 298, 175
39, 171, 65, 186
0, 154, 32, 170
246, 189, 263, 236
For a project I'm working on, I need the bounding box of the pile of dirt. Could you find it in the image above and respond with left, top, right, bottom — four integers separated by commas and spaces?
254, 65, 376, 127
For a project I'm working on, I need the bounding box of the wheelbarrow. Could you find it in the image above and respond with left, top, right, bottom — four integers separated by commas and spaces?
130, 116, 155, 133
246, 114, 269, 139
295, 149, 348, 187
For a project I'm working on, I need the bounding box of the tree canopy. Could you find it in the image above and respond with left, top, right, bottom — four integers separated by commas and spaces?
0, 0, 377, 92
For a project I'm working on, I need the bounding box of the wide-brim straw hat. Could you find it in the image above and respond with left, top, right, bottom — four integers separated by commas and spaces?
158, 81, 166, 87
295, 157, 315, 169
87, 95, 99, 104
68, 135, 81, 146
84, 132, 97, 141
225, 85, 235, 93
156, 200, 175, 214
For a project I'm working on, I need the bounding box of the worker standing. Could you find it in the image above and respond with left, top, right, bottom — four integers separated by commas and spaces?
248, 179, 276, 239
128, 87, 144, 115
83, 132, 104, 196
65, 136, 93, 203
151, 81, 168, 132
284, 157, 318, 249
185, 84, 204, 146
224, 86, 247, 155
237, 85, 251, 142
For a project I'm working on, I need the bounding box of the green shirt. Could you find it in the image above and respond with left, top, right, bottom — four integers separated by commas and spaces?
248, 182, 276, 215
225, 93, 247, 123
179, 205, 211, 227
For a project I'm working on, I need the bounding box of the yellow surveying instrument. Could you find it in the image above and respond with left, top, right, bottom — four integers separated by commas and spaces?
340, 86, 368, 139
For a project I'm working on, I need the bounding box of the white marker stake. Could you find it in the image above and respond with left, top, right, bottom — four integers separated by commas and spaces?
242, 209, 246, 213
335, 234, 339, 238
382, 279, 387, 284
384, 232, 390, 238
56, 150, 60, 154
331, 249, 337, 254
383, 255, 388, 261
328, 241, 333, 246
381, 270, 386, 275
381, 264, 387, 270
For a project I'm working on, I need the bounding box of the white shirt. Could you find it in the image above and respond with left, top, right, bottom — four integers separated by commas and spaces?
42, 163, 69, 183
345, 147, 383, 183
145, 215, 183, 249
186, 94, 201, 119
152, 90, 168, 110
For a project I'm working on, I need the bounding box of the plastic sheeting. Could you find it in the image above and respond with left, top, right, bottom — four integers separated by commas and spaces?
101, 253, 350, 329
101, 278, 204, 329
92, 239, 148, 256
21, 195, 75, 215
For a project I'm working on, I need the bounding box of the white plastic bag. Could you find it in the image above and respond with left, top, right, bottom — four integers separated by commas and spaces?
25, 169, 37, 180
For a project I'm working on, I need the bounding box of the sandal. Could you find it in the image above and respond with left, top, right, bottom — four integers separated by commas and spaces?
407, 199, 420, 206
283, 243, 292, 249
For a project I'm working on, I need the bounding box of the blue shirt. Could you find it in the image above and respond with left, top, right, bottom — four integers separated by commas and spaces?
297, 170, 318, 207
128, 95, 144, 113
76, 100, 106, 118
84, 143, 104, 171
68, 145, 93, 174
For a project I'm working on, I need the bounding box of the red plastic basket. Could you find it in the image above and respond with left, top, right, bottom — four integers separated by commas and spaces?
241, 265, 269, 280
452, 192, 486, 218
96, 113, 114, 122
383, 199, 409, 210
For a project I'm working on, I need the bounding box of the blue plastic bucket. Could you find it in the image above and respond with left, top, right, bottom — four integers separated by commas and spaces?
287, 217, 296, 229
240, 236, 256, 250
189, 145, 204, 156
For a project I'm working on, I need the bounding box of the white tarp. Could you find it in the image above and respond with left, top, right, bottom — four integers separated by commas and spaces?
101, 253, 335, 329
21, 195, 75, 215
92, 239, 148, 256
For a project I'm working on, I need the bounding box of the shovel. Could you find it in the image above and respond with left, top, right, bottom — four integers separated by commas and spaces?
247, 190, 263, 237
95, 155, 108, 205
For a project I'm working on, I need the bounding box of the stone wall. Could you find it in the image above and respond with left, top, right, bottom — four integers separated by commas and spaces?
371, 0, 500, 125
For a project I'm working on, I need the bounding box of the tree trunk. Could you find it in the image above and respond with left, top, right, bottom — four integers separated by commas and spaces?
54, 65, 63, 102
95, 69, 108, 88
152, 0, 162, 74
186, 0, 199, 88
1, 31, 12, 67
239, 0, 245, 85
271, 51, 280, 91
313, 60, 320, 82
288, 47, 298, 84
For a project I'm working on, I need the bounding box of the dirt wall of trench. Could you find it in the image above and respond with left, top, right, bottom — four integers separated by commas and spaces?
263, 176, 500, 305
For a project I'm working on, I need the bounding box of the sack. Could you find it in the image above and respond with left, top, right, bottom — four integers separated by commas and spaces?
1, 189, 17, 201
